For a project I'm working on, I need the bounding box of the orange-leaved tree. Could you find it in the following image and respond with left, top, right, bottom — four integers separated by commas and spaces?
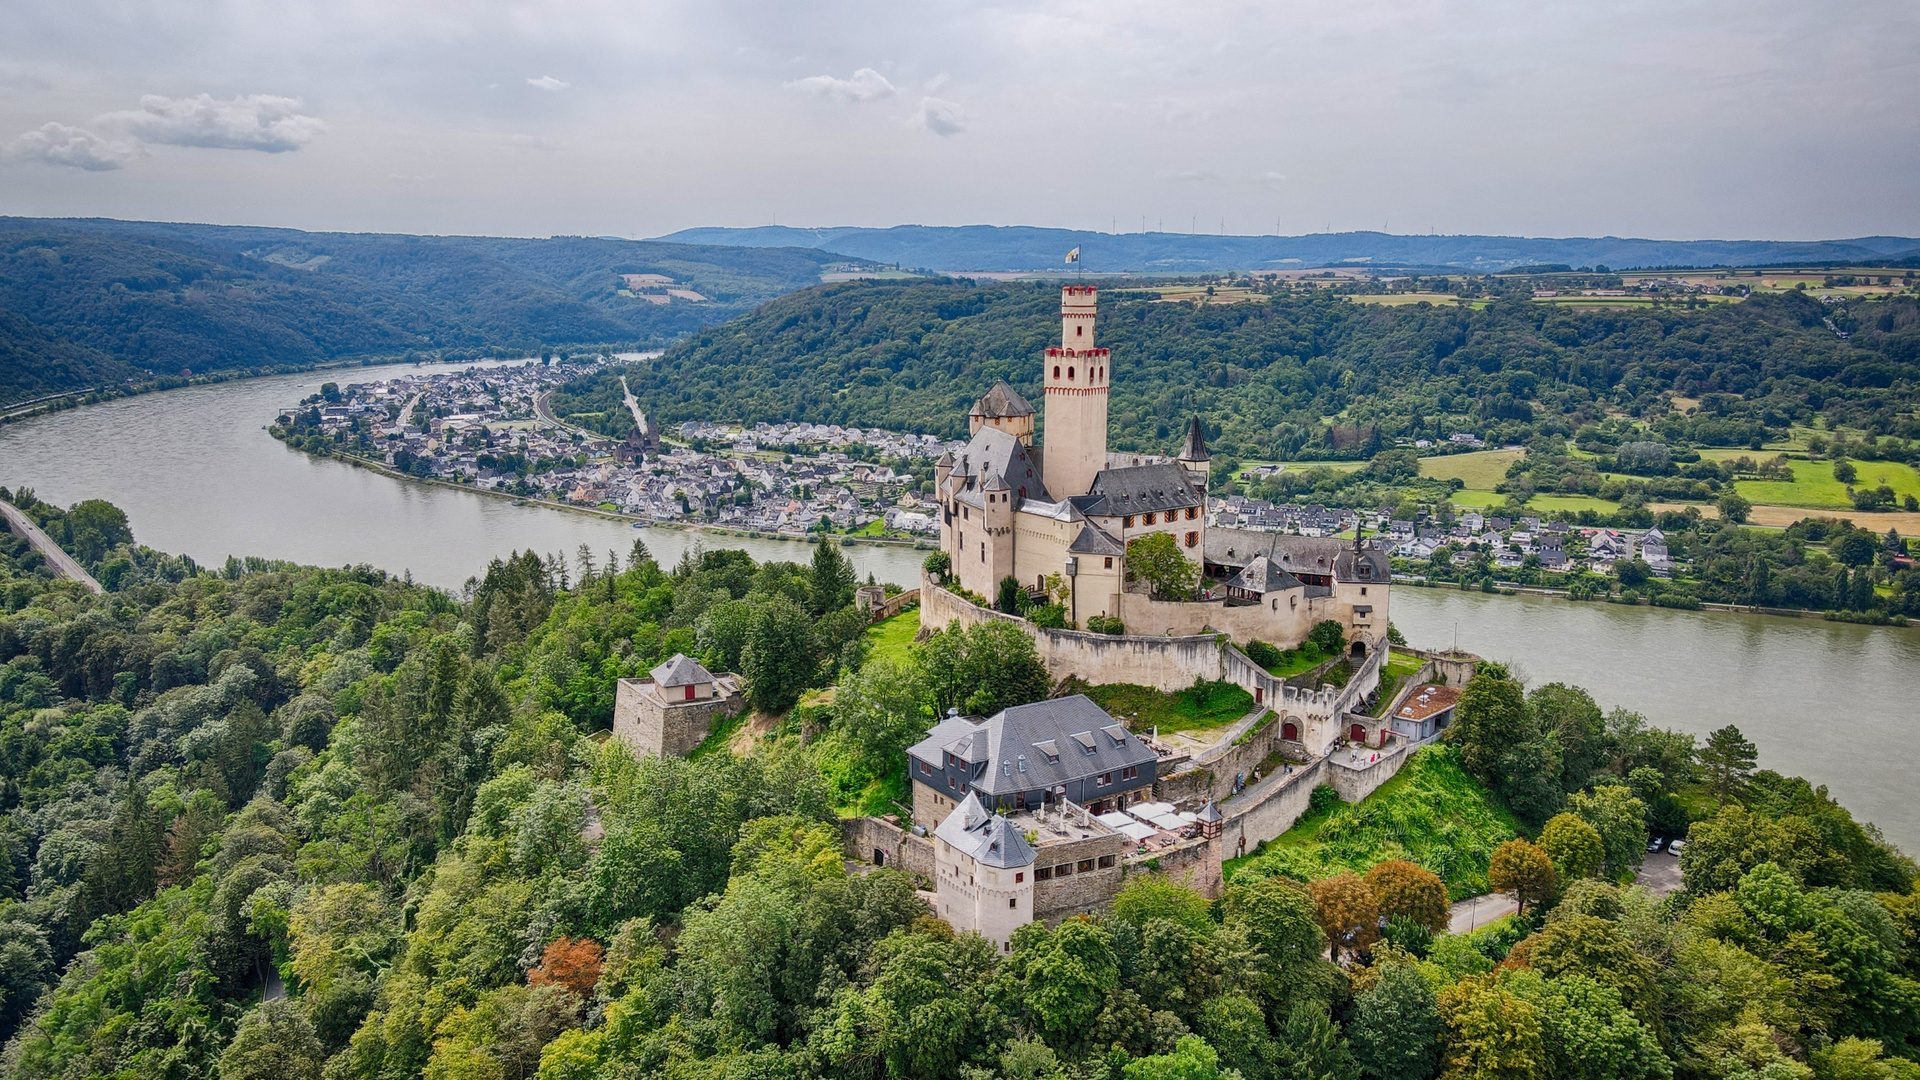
528, 935, 605, 999
1365, 859, 1449, 933
1307, 871, 1379, 964
1488, 838, 1556, 916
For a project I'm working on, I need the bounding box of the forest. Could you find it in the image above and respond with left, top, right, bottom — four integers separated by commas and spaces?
551, 279, 1920, 462
0, 217, 843, 406
1, 488, 1917, 1080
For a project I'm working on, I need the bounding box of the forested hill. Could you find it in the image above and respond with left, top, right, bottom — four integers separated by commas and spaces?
0, 217, 846, 406
658, 223, 1920, 273
3, 492, 1918, 1079
552, 279, 1920, 460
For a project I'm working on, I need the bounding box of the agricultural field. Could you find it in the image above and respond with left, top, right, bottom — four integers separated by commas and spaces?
1235, 459, 1367, 481
1225, 744, 1521, 899
1418, 448, 1524, 489
1734, 457, 1920, 510
1447, 489, 1504, 509
1345, 292, 1466, 307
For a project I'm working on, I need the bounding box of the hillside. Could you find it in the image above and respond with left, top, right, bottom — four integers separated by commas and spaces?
659, 223, 1920, 273
0, 218, 847, 405
553, 278, 1920, 460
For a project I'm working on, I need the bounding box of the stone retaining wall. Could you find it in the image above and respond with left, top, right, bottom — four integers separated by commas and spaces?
841, 816, 934, 882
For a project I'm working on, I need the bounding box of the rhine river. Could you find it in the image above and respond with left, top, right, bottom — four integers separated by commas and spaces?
3, 360, 1917, 850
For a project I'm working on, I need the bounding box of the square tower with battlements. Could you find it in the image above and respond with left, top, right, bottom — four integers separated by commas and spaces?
1042, 286, 1110, 499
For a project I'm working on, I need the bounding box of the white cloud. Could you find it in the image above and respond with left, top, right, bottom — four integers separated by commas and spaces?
100, 94, 327, 152
2, 122, 143, 170
917, 96, 965, 136
526, 75, 570, 92
788, 67, 898, 104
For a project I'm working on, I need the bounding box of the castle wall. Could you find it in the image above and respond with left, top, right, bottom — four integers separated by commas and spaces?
1030, 831, 1131, 923
841, 815, 935, 882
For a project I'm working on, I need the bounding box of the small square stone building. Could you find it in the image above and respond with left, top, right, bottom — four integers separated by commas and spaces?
613, 654, 745, 758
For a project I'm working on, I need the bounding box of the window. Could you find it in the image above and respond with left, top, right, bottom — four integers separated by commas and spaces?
1015, 872, 1024, 883
1143, 512, 1155, 525
1104, 556, 1114, 569
1009, 897, 1017, 908
1096, 772, 1112, 787
919, 761, 932, 777
980, 543, 985, 562
684, 685, 696, 701
1360, 586, 1368, 596
1097, 854, 1116, 869
1067, 366, 1075, 379
1124, 515, 1134, 527
1076, 859, 1095, 874
1054, 863, 1073, 878
1035, 866, 1053, 881
1076, 325, 1083, 336
948, 777, 957, 790
1185, 531, 1198, 548
1121, 765, 1138, 780
1053, 365, 1061, 377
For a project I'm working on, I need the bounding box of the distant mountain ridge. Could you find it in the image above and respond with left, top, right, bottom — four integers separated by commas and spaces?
656, 224, 1920, 274
0, 217, 843, 406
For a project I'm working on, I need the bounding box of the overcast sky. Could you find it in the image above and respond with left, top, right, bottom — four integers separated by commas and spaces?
3, 0, 1917, 241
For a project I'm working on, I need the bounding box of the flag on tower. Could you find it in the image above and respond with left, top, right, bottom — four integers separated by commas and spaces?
1064, 247, 1080, 264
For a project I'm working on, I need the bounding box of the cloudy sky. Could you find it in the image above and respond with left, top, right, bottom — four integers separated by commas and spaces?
3, 0, 1917, 241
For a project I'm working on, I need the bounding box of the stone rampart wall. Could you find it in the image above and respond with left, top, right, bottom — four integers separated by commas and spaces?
842, 816, 934, 882
871, 589, 920, 621
1328, 743, 1412, 804
1031, 831, 1132, 923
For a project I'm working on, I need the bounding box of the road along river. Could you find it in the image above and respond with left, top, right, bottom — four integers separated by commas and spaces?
2, 362, 1915, 849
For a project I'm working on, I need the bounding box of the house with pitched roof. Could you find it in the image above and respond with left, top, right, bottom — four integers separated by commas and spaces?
907, 694, 1160, 825
613, 653, 745, 758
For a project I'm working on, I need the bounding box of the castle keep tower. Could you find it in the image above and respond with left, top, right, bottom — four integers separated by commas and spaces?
1043, 286, 1110, 499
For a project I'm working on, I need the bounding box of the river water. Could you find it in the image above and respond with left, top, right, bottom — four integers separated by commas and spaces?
2, 362, 1916, 849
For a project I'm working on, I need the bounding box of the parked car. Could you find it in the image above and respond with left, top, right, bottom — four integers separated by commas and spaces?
1667, 839, 1686, 856
1645, 837, 1667, 854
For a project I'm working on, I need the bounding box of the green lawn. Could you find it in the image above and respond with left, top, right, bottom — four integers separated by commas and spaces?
1225, 744, 1520, 899
1419, 448, 1524, 490
863, 609, 921, 667
1368, 652, 1427, 718
1447, 489, 1504, 509
1236, 459, 1367, 481
1257, 641, 1341, 677
1085, 680, 1256, 734
1735, 458, 1920, 510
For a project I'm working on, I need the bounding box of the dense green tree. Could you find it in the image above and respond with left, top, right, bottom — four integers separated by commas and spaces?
1698, 725, 1759, 808
1527, 683, 1608, 793
1127, 533, 1200, 602
1565, 785, 1648, 882
742, 595, 819, 714
1436, 975, 1544, 1080
219, 999, 327, 1080
1447, 663, 1532, 787
1488, 839, 1556, 916
1276, 1000, 1360, 1080
809, 536, 856, 616
1350, 963, 1441, 1080
1506, 971, 1670, 1080
1004, 919, 1121, 1056
1539, 813, 1605, 883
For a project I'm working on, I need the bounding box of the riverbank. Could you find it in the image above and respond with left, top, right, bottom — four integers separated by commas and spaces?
1392, 574, 1914, 629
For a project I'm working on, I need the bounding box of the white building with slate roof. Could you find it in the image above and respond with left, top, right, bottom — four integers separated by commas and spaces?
932, 792, 1037, 951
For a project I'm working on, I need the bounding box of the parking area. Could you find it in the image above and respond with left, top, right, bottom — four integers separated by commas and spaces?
1635, 849, 1683, 895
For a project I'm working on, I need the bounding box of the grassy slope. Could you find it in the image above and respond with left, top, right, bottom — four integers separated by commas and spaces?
863, 608, 921, 667
1085, 681, 1256, 733
1735, 458, 1920, 509
1226, 744, 1520, 899
1418, 448, 1525, 489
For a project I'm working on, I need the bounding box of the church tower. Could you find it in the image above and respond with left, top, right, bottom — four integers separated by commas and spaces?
1042, 286, 1110, 499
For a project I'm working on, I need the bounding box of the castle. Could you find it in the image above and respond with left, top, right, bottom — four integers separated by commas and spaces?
931, 285, 1389, 655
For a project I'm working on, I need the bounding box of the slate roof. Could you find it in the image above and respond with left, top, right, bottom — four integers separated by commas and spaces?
651, 653, 715, 687
1078, 462, 1203, 517
1067, 523, 1126, 557
1225, 554, 1304, 595
906, 694, 1158, 797
946, 426, 1051, 504
970, 380, 1035, 419
1180, 416, 1210, 462
1207, 528, 1391, 581
934, 792, 1037, 869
